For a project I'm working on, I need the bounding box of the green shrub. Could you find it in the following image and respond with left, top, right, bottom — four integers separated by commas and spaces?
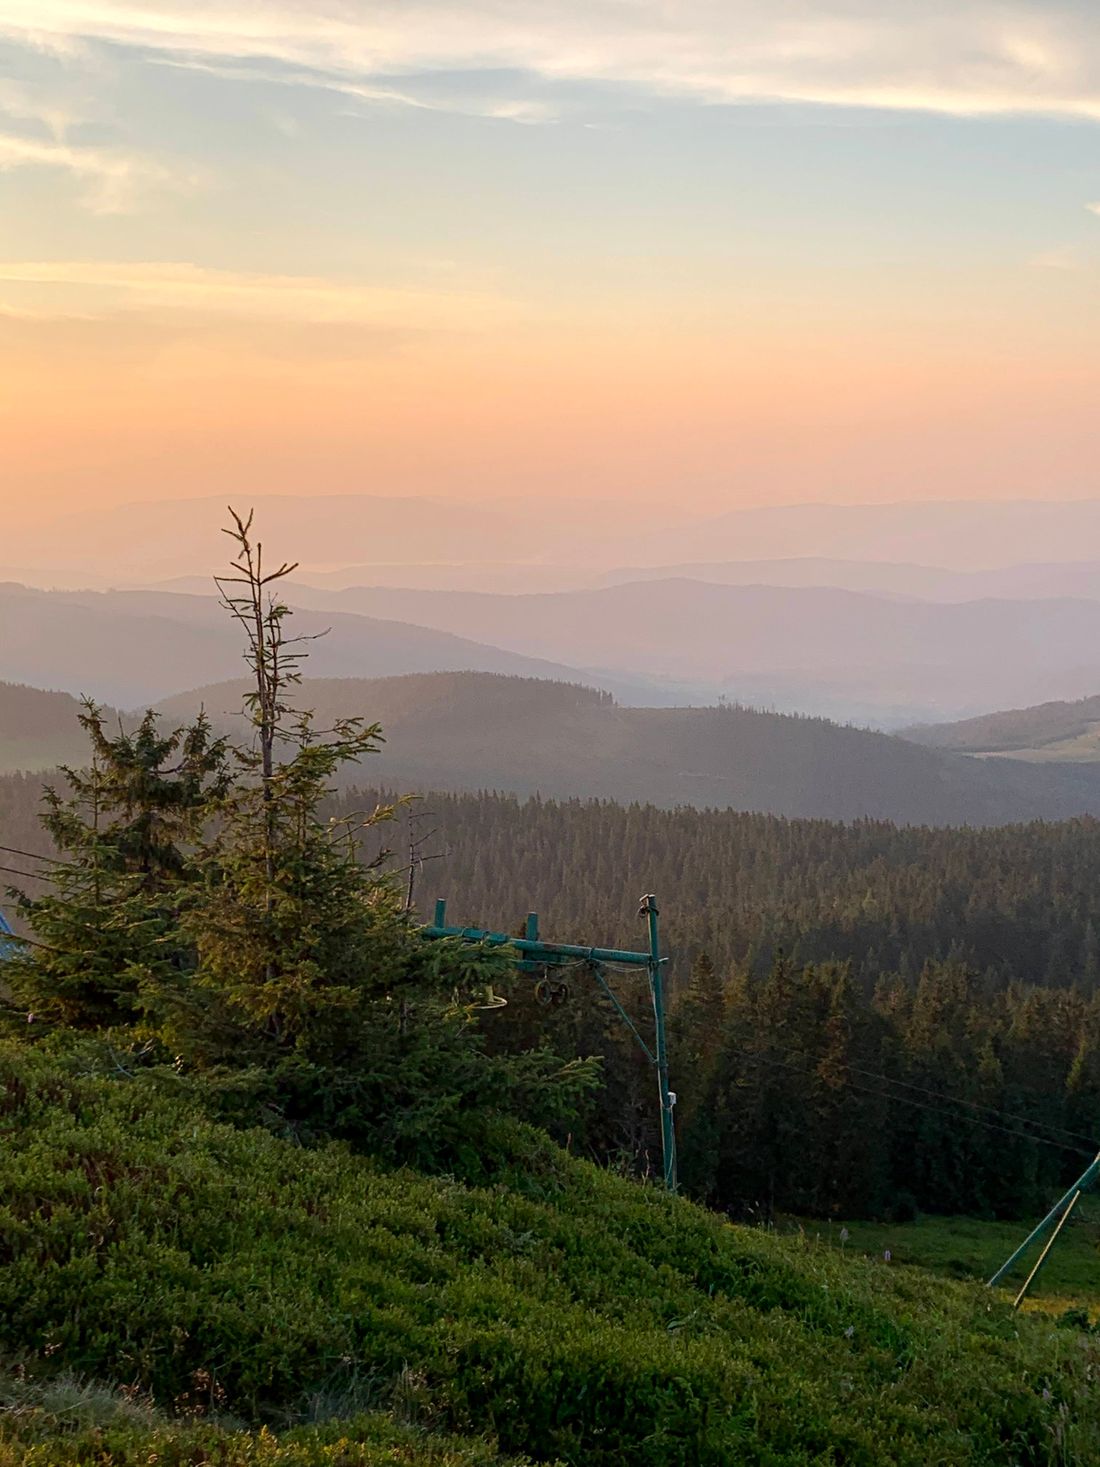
1, 1041, 1098, 1465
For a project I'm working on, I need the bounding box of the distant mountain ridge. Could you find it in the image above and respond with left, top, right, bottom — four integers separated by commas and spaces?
904, 694, 1100, 761
0, 682, 107, 774
257, 577, 1100, 726
15, 493, 1100, 584
0, 583, 692, 710
154, 671, 1100, 826
15, 574, 1100, 727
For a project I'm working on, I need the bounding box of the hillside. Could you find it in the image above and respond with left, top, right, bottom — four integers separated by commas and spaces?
269, 578, 1100, 726
153, 670, 1100, 826
1, 1041, 1097, 1466
0, 584, 680, 710
0, 682, 108, 774
905, 694, 1100, 761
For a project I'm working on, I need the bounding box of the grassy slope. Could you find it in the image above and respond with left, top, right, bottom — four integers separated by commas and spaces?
904, 695, 1100, 758
786, 1208, 1100, 1322
2, 1042, 1100, 1466
0, 682, 94, 775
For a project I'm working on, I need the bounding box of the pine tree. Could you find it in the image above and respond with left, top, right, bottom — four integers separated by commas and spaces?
6, 702, 227, 1029
172, 509, 595, 1163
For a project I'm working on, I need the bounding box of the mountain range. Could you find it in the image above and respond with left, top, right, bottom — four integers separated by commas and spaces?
0, 583, 695, 710
125, 672, 1100, 825
17, 494, 1100, 586
244, 578, 1100, 726
12, 575, 1100, 726
12, 666, 1100, 823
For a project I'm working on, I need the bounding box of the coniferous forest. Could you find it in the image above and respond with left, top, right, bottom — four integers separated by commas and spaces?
10, 750, 1100, 1222
330, 789, 1100, 1222
6, 515, 1100, 1464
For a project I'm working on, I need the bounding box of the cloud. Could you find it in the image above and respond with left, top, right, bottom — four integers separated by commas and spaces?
2, 2, 1100, 121
0, 131, 196, 211
0, 78, 77, 138
149, 56, 562, 124
1088, 201, 1100, 216
0, 259, 523, 331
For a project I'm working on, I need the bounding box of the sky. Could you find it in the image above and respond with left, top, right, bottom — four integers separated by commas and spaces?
2, 2, 1100, 523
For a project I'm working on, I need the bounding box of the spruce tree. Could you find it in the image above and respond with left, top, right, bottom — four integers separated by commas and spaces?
6, 702, 227, 1029
173, 509, 594, 1163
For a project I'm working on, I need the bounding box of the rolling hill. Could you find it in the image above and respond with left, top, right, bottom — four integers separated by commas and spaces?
155, 671, 1100, 826
0, 682, 113, 774
904, 693, 1100, 761
5, 1043, 1097, 1466
244, 578, 1100, 726
0, 583, 688, 711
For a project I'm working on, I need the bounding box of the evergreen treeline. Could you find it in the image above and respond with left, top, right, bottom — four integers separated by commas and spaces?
335, 789, 1100, 1220
340, 790, 1100, 994
10, 756, 1100, 1218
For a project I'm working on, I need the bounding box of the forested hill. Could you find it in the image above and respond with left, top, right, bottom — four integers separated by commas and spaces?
332, 788, 1100, 994
155, 670, 1100, 825
906, 693, 1100, 757
9, 764, 1100, 1219
0, 681, 109, 774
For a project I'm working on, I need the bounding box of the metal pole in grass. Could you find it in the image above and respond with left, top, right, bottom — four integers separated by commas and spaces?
641, 894, 677, 1194
1012, 1190, 1084, 1310
988, 1151, 1100, 1290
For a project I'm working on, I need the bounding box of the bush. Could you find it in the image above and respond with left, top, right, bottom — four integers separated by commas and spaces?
1, 1042, 1099, 1465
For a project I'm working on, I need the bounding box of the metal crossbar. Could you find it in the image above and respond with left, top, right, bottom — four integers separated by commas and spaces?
422, 895, 677, 1191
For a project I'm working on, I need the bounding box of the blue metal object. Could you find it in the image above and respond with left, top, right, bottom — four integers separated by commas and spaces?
423, 894, 678, 1191
988, 1150, 1100, 1296
0, 908, 17, 962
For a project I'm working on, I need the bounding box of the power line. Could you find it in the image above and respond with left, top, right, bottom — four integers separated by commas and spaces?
0, 862, 53, 885
731, 1048, 1096, 1158
843, 1059, 1100, 1150
0, 844, 58, 866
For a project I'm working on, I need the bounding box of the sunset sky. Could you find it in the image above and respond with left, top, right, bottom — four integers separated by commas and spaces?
3, 2, 1100, 521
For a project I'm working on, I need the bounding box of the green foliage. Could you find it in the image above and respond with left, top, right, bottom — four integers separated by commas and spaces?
0, 1367, 532, 1466
1, 1042, 1098, 1466
4, 702, 227, 1030
141, 510, 596, 1163
309, 787, 1100, 1217
802, 1210, 1100, 1315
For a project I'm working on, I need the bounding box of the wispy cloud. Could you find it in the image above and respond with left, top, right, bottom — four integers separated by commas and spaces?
0, 78, 76, 138
149, 55, 562, 124
1087, 202, 1100, 216
0, 131, 194, 211
0, 259, 522, 330
2, 2, 1100, 121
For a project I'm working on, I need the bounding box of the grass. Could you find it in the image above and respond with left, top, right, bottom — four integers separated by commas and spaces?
3, 1039, 1100, 1465
787, 1206, 1100, 1322
975, 721, 1100, 764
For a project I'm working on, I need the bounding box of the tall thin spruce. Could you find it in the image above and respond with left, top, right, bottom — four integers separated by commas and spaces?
214, 508, 321, 986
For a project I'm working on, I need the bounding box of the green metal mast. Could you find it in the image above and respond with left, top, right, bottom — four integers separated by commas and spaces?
641, 894, 677, 1192
423, 893, 678, 1192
